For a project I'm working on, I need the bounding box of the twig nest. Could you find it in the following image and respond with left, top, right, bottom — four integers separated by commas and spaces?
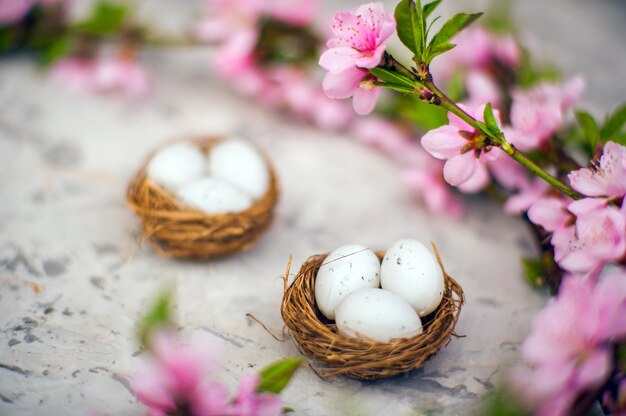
281, 241, 464, 380
127, 137, 279, 259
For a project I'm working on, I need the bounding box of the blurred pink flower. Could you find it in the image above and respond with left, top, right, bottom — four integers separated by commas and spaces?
196, 0, 261, 75
568, 141, 626, 198
511, 269, 626, 416
421, 103, 502, 191
231, 374, 283, 416
503, 179, 548, 215
404, 166, 464, 218
50, 58, 99, 92
319, 2, 395, 73
265, 0, 317, 25
322, 66, 380, 115
50, 56, 151, 98
506, 76, 585, 151
430, 27, 520, 82
95, 56, 151, 98
310, 93, 353, 131
350, 116, 415, 159
130, 331, 231, 416
464, 70, 501, 108
0, 0, 35, 25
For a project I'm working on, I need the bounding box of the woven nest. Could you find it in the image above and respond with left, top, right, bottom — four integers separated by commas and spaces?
127, 137, 279, 259
281, 244, 464, 380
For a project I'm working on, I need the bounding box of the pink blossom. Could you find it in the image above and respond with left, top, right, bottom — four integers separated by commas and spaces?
94, 56, 151, 98
430, 27, 520, 83
464, 70, 501, 108
568, 141, 626, 198
554, 198, 626, 273
0, 0, 35, 25
503, 179, 548, 215
421, 103, 503, 191
310, 93, 353, 131
130, 331, 231, 416
511, 269, 626, 416
350, 117, 417, 160
319, 2, 395, 73
506, 76, 585, 151
196, 0, 261, 75
265, 0, 317, 25
404, 166, 464, 218
50, 58, 99, 93
232, 374, 283, 416
322, 66, 380, 115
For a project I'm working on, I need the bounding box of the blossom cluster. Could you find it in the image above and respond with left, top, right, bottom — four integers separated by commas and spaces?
130, 331, 284, 416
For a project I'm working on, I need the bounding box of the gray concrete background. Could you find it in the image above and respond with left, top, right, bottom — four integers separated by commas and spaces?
0, 1, 624, 415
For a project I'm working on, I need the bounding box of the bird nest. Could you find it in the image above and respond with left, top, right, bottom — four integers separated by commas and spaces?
281, 245, 464, 380
127, 137, 279, 259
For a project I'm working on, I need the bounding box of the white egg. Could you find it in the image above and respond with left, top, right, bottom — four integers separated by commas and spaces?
208, 139, 270, 199
147, 143, 206, 190
314, 244, 380, 320
176, 177, 253, 214
380, 239, 444, 317
335, 288, 423, 343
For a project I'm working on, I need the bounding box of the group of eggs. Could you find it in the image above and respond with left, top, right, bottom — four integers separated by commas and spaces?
314, 239, 445, 343
146, 139, 270, 214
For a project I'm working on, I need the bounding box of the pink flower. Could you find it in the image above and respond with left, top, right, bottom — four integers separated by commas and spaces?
421, 103, 503, 191
503, 179, 548, 215
404, 166, 465, 218
322, 66, 380, 115
529, 196, 626, 273
554, 198, 626, 273
196, 0, 261, 75
511, 269, 626, 416
429, 27, 520, 83
464, 70, 501, 108
310, 93, 353, 131
265, 0, 317, 26
94, 56, 151, 98
319, 2, 395, 73
506, 76, 585, 151
50, 58, 99, 93
568, 141, 626, 198
231, 374, 283, 416
0, 0, 35, 25
130, 331, 231, 416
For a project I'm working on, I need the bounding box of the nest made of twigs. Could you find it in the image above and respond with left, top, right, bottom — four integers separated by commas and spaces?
281, 244, 464, 380
127, 137, 279, 259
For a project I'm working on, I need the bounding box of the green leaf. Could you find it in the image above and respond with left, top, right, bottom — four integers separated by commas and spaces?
39, 36, 70, 66
394, 0, 425, 63
427, 13, 482, 62
282, 407, 295, 414
521, 257, 544, 286
138, 289, 174, 348
600, 103, 626, 142
422, 0, 442, 19
74, 1, 129, 35
574, 111, 599, 154
256, 358, 302, 394
483, 103, 501, 137
369, 67, 416, 88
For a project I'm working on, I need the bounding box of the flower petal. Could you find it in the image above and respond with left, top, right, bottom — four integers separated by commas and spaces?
352, 86, 380, 115
457, 162, 490, 193
443, 152, 478, 186
319, 47, 359, 73
322, 67, 364, 99
420, 126, 465, 159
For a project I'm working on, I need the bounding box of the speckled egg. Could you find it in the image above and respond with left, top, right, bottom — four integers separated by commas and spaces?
208, 139, 270, 200
314, 244, 380, 320
335, 288, 423, 343
147, 143, 206, 190
380, 239, 444, 317
176, 177, 252, 214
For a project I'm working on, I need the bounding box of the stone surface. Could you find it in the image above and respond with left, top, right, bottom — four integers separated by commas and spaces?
0, 0, 624, 415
